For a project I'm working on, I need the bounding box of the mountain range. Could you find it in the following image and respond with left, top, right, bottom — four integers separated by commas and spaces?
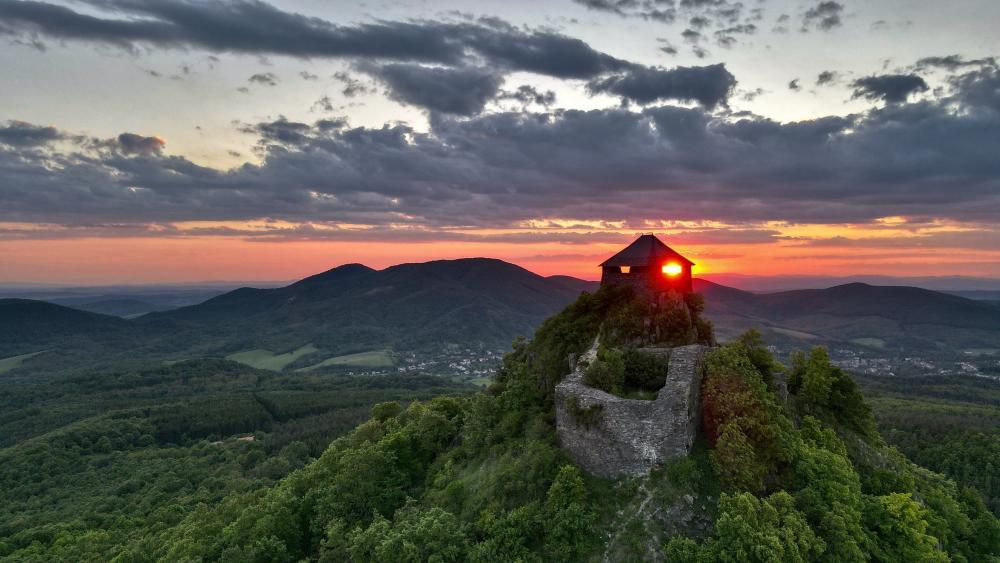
694, 279, 1000, 352
3, 258, 1000, 377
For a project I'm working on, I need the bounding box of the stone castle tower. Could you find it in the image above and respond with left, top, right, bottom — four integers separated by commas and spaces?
555, 234, 707, 479
600, 234, 694, 295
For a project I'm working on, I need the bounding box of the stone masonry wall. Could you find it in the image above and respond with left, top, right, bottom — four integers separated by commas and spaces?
555, 343, 708, 479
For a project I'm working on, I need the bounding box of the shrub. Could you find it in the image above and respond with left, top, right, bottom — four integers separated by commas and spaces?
621, 348, 670, 392
583, 347, 625, 394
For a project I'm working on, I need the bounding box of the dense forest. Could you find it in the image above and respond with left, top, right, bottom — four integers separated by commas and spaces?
2, 286, 996, 561
0, 361, 471, 559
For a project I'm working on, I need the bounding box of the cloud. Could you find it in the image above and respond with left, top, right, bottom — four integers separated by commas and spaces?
0, 120, 63, 146
816, 70, 838, 86
949, 66, 1000, 113
365, 64, 503, 115
587, 63, 736, 109
240, 117, 313, 146
788, 78, 801, 91
851, 73, 928, 103
2, 57, 999, 235
248, 72, 279, 86
115, 133, 165, 155
299, 70, 318, 80
571, 0, 676, 23
713, 23, 755, 48
332, 71, 374, 98
915, 55, 997, 73
801, 1, 844, 31
681, 28, 702, 43
572, 0, 641, 16
657, 38, 678, 55
0, 0, 631, 80
497, 85, 556, 108
312, 95, 334, 112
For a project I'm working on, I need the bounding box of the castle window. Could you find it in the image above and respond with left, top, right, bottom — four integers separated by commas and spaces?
662, 262, 682, 277
621, 266, 631, 274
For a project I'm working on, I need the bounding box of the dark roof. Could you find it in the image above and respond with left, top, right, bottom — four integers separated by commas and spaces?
599, 234, 694, 268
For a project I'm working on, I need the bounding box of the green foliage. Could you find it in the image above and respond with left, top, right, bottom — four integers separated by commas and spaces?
372, 401, 403, 422
665, 492, 824, 563
348, 505, 470, 562
735, 328, 781, 385
621, 347, 671, 392
685, 335, 999, 563
505, 285, 712, 401
0, 360, 471, 561
788, 347, 876, 436
858, 374, 1000, 516
700, 337, 795, 492
584, 346, 672, 398
501, 285, 638, 399
542, 465, 599, 561
863, 493, 949, 562
583, 346, 626, 394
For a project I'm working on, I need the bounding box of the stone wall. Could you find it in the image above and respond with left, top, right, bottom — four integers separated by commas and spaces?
554, 343, 708, 479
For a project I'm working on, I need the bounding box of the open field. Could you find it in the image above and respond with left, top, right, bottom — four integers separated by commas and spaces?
768, 326, 818, 340
0, 351, 45, 374
226, 344, 319, 371
298, 350, 394, 371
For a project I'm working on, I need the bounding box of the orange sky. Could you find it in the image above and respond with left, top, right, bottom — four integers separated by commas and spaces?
3, 224, 999, 284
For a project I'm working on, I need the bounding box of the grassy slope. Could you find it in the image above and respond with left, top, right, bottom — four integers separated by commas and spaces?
298, 350, 395, 371
226, 344, 320, 371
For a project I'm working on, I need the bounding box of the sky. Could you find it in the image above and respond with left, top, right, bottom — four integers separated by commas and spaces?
1, 0, 999, 283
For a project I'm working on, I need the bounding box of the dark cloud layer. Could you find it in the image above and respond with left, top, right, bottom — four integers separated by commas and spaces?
3, 64, 1000, 236
851, 74, 929, 103
367, 64, 503, 116
115, 133, 166, 155
0, 0, 689, 116
0, 120, 63, 146
587, 63, 736, 108
0, 0, 629, 80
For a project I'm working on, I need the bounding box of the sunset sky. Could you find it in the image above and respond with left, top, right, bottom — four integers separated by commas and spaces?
1, 0, 999, 283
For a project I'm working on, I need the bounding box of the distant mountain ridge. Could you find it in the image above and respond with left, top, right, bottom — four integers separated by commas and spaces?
702, 273, 1000, 293
695, 279, 1000, 351
3, 259, 1000, 376
139, 258, 589, 355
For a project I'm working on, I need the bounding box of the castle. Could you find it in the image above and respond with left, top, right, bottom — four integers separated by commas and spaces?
555, 234, 707, 478
600, 233, 694, 295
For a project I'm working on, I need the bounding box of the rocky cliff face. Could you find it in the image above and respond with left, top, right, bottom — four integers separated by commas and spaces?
555, 343, 708, 479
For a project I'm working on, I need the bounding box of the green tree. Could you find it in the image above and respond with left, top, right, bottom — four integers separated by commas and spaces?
863, 493, 948, 563
543, 465, 598, 560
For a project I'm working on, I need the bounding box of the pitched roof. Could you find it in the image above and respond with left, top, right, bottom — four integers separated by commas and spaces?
599, 234, 694, 268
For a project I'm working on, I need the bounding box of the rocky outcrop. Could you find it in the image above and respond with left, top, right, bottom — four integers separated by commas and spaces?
555, 343, 708, 479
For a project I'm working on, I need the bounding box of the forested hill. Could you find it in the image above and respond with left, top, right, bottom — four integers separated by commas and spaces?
0, 299, 139, 361
2, 285, 991, 562
136, 257, 592, 358
1, 259, 594, 377
695, 279, 1000, 350
5, 261, 1000, 378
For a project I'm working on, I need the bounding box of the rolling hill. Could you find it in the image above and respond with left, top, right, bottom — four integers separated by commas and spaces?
136, 258, 592, 363
4, 261, 1000, 377
695, 279, 1000, 352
